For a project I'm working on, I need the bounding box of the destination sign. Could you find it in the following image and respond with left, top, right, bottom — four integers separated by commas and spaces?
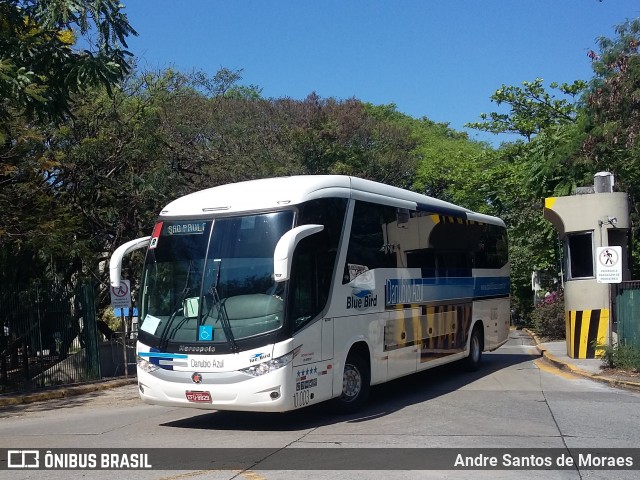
165, 222, 208, 235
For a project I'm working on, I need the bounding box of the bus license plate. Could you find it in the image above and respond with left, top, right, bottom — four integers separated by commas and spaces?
185, 391, 212, 403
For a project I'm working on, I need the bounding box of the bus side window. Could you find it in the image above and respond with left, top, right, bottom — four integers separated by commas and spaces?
406, 248, 436, 278
427, 220, 508, 275
343, 201, 398, 284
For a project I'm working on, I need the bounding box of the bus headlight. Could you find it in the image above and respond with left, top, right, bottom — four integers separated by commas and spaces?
240, 351, 293, 377
137, 355, 160, 373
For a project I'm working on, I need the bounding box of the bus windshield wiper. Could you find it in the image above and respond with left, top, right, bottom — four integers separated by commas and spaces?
158, 287, 190, 350
158, 260, 195, 350
217, 299, 238, 352
206, 259, 238, 352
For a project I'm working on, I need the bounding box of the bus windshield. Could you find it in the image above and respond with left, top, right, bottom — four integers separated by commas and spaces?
139, 211, 295, 349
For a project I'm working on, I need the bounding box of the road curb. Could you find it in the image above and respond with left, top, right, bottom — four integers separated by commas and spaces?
523, 328, 640, 393
0, 378, 137, 407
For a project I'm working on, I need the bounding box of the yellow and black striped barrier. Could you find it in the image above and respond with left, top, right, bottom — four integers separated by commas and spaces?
565, 309, 609, 359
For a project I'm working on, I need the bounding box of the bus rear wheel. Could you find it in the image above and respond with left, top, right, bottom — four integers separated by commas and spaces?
463, 325, 483, 372
335, 353, 370, 413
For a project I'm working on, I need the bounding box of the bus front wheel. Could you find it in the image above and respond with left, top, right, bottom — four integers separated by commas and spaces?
335, 353, 370, 413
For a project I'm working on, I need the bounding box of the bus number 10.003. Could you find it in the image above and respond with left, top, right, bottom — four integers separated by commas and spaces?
293, 389, 311, 408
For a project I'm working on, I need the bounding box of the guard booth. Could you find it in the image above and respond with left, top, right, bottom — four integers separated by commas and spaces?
543, 172, 630, 358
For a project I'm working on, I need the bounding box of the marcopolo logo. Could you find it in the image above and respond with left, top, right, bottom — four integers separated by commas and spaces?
346, 288, 378, 310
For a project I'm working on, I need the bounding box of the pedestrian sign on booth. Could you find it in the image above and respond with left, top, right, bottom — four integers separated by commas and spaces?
110, 279, 132, 308
596, 246, 622, 284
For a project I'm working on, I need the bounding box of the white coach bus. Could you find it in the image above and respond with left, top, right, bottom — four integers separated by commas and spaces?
110, 176, 510, 413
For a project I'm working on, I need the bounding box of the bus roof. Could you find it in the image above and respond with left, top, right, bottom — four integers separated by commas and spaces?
159, 175, 503, 225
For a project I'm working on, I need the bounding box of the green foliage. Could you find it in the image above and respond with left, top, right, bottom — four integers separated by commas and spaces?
0, 0, 136, 124
597, 342, 640, 372
530, 292, 566, 340
466, 78, 587, 141
0, 0, 137, 291
582, 18, 640, 276
412, 118, 490, 209
286, 96, 418, 187
100, 307, 122, 334
525, 122, 591, 197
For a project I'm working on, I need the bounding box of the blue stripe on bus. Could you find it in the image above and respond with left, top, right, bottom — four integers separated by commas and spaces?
138, 352, 188, 359
385, 276, 509, 306
474, 276, 511, 298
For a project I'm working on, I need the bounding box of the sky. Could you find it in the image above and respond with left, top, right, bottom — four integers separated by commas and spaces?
121, 0, 640, 143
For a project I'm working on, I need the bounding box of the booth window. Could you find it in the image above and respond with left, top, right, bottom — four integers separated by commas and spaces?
566, 232, 594, 279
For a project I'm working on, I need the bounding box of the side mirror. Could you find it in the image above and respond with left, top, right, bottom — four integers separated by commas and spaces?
109, 236, 151, 287
273, 224, 324, 282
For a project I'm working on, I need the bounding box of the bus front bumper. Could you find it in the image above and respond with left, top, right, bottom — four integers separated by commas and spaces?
136, 366, 294, 412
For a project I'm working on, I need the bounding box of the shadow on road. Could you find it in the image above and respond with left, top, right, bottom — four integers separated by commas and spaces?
160, 345, 539, 432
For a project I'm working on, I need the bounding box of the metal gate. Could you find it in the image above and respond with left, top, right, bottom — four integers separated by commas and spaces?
0, 283, 101, 393
615, 281, 640, 348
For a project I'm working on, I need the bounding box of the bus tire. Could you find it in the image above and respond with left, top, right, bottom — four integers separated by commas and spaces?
334, 352, 370, 413
463, 325, 483, 372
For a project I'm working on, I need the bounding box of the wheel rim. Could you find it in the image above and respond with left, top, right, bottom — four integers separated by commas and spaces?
342, 363, 362, 401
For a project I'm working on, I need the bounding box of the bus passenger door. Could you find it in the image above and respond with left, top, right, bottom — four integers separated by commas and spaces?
322, 317, 333, 360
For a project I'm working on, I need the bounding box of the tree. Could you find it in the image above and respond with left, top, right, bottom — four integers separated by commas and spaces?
525, 120, 592, 197
582, 18, 640, 273
0, 2, 138, 363
152, 69, 300, 187
412, 118, 490, 209
284, 96, 419, 187
0, 0, 136, 128
466, 78, 586, 141
0, 0, 137, 284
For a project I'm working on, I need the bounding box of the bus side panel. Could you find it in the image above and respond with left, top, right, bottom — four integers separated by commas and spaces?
386, 306, 420, 380
473, 297, 511, 350
331, 314, 387, 393
293, 319, 323, 367
291, 359, 335, 409
385, 301, 474, 374
415, 302, 472, 369
291, 319, 334, 407
496, 297, 511, 347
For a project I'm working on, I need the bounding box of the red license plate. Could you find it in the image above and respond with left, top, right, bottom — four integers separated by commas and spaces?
185, 390, 212, 403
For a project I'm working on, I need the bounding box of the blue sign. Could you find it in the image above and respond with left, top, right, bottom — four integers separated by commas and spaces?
199, 325, 213, 341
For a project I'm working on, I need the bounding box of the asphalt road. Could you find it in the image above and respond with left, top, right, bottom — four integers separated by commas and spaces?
1, 330, 639, 480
